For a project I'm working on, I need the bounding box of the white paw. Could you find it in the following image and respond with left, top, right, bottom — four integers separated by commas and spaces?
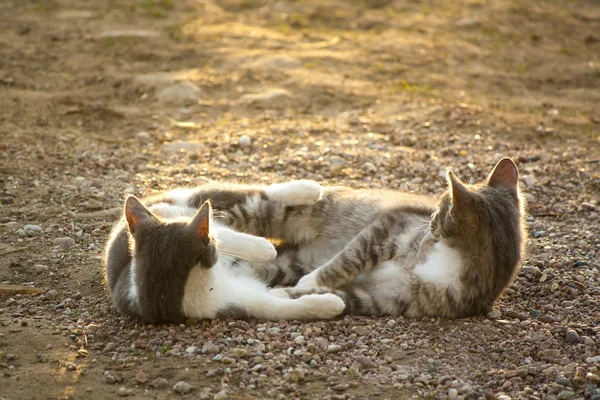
245, 237, 277, 262
298, 293, 345, 319
295, 270, 321, 291
265, 180, 322, 206
268, 288, 290, 298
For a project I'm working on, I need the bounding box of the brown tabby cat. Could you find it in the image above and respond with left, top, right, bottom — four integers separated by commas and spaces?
215, 158, 526, 318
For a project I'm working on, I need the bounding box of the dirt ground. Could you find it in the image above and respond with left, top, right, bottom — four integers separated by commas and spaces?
1, 0, 599, 399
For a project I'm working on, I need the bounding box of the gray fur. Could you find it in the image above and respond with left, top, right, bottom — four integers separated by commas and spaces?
215, 158, 526, 319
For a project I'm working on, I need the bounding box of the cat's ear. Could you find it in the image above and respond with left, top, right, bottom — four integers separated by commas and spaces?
125, 196, 158, 234
189, 200, 211, 239
487, 158, 519, 192
447, 170, 471, 207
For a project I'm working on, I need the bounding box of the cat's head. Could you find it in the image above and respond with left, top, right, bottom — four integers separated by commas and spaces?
430, 158, 525, 299
124, 196, 218, 323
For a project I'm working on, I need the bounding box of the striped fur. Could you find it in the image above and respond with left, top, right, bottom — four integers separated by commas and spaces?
106, 158, 525, 321
212, 158, 526, 319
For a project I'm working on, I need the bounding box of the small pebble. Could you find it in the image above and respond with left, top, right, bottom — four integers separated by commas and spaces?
53, 237, 76, 247
214, 390, 229, 400
557, 391, 575, 400
326, 344, 342, 353
542, 349, 561, 359
238, 135, 252, 148
556, 376, 572, 386
565, 329, 581, 344
185, 346, 197, 354
448, 388, 458, 400
135, 370, 148, 383
530, 310, 541, 318
151, 378, 168, 389
24, 224, 43, 235
202, 342, 219, 355
117, 387, 133, 397
172, 381, 191, 394
136, 131, 151, 141
582, 202, 596, 211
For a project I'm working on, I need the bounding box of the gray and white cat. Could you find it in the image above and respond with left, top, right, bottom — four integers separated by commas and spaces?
104, 180, 345, 324
216, 158, 526, 318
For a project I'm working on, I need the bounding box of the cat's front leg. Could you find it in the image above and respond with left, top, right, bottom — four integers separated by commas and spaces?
294, 216, 401, 290
214, 225, 276, 262
294, 268, 325, 291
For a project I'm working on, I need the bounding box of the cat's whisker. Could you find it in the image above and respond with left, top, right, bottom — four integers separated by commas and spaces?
415, 228, 432, 259
414, 216, 431, 224
410, 225, 429, 253
407, 223, 429, 234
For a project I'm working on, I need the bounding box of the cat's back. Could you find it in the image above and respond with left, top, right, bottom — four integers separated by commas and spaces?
104, 221, 129, 290
104, 220, 138, 316
321, 186, 437, 216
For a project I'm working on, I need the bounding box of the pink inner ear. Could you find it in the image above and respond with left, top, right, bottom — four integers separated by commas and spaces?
125, 196, 154, 232
125, 198, 141, 229
191, 201, 211, 238
448, 170, 470, 206
488, 158, 518, 189
197, 212, 209, 237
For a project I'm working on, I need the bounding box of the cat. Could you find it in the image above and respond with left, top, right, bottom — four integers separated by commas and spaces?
215, 158, 526, 318
103, 180, 346, 324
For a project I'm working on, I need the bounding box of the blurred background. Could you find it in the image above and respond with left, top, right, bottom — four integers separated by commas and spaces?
1, 0, 598, 198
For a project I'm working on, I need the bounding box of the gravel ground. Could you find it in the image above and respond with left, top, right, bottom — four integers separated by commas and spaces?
1, 1, 599, 399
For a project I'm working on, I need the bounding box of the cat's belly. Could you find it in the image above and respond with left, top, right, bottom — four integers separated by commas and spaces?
295, 237, 350, 269
355, 260, 413, 314
355, 241, 464, 315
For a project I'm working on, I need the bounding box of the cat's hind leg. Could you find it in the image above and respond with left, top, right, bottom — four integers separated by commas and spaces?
293, 214, 405, 291
264, 180, 322, 206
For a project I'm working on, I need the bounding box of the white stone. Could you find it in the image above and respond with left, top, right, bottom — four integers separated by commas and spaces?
172, 381, 190, 394
238, 135, 252, 148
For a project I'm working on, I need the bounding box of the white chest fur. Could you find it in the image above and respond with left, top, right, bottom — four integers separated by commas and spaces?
413, 241, 463, 291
